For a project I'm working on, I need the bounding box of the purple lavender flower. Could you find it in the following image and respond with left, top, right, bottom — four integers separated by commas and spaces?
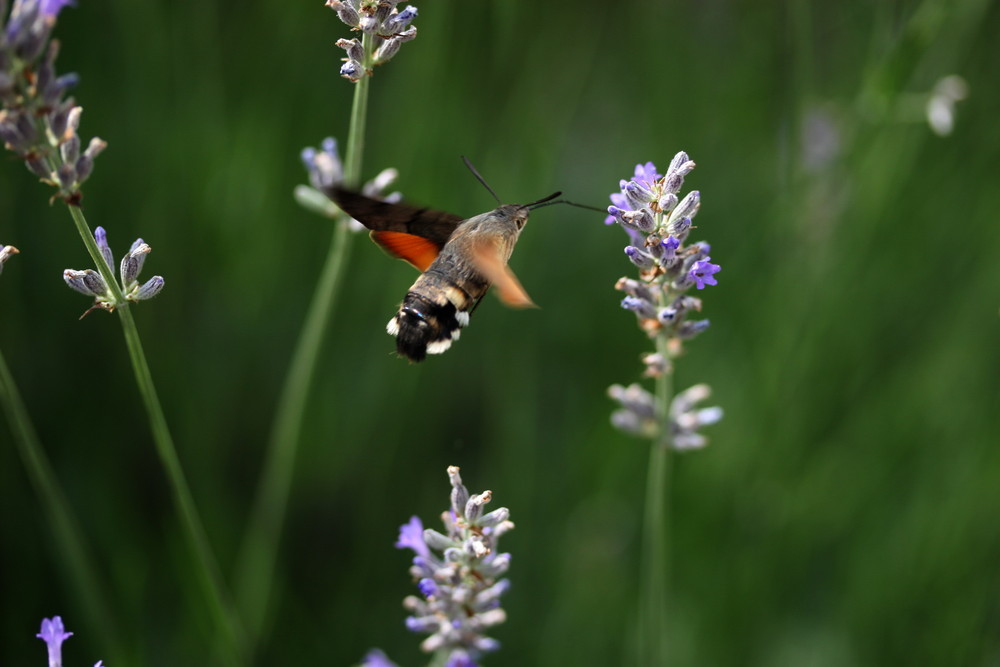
36, 616, 73, 667
40, 0, 75, 18
63, 226, 164, 314
688, 258, 721, 289
606, 152, 722, 448
395, 515, 431, 561
1, 0, 104, 202
390, 466, 512, 665
326, 0, 419, 81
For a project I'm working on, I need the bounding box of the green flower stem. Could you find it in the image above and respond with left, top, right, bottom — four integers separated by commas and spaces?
66, 205, 246, 666
235, 30, 374, 646
0, 345, 126, 663
639, 331, 673, 667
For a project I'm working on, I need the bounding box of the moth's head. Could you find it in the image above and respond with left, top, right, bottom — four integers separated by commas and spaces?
488, 203, 530, 232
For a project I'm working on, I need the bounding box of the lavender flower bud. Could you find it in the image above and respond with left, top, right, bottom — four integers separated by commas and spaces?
669, 384, 721, 451
74, 137, 107, 184
448, 465, 469, 516
59, 132, 79, 164
621, 295, 657, 320
665, 215, 691, 241
641, 352, 671, 378
94, 226, 114, 272
374, 26, 416, 64
119, 241, 150, 285
422, 528, 453, 552
63, 269, 107, 297
658, 192, 678, 214
620, 207, 655, 233
669, 190, 700, 225
670, 383, 713, 416
381, 5, 418, 34
615, 276, 657, 302
624, 179, 655, 209
339, 59, 364, 81
27, 155, 51, 179
608, 383, 656, 420
676, 319, 710, 340
326, 0, 360, 27
335, 37, 364, 63
130, 276, 164, 301
0, 244, 19, 275
624, 245, 654, 269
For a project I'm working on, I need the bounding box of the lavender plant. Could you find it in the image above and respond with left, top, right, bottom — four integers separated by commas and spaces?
36, 616, 102, 667
366, 466, 514, 667
62, 227, 163, 316
235, 0, 420, 645
604, 153, 723, 665
2, 2, 242, 662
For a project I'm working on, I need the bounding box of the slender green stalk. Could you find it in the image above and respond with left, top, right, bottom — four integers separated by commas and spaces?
235, 31, 374, 645
66, 204, 246, 666
639, 333, 673, 667
0, 346, 127, 663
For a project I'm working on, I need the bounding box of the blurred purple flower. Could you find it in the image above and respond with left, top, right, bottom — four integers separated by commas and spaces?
395, 515, 431, 561
36, 616, 72, 667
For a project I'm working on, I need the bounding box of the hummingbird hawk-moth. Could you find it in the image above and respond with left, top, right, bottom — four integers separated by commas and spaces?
329, 174, 560, 362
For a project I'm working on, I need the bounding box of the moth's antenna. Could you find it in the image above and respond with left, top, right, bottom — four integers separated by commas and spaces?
530, 198, 605, 213
461, 156, 502, 205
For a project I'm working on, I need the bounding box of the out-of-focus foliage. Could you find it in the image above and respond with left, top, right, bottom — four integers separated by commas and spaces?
2, 0, 998, 665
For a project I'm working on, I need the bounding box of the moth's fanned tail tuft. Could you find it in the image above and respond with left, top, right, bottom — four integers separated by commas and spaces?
389, 293, 467, 362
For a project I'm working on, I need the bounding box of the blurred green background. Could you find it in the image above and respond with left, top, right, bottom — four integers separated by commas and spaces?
2, 0, 999, 665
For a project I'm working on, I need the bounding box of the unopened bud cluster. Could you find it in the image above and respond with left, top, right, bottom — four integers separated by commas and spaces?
326, 0, 418, 81
605, 152, 722, 449
298, 135, 402, 231
389, 465, 513, 666
1, 0, 106, 203
63, 226, 164, 314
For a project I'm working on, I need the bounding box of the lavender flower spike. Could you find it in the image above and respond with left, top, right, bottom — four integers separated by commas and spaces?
1, 0, 105, 203
326, 0, 419, 81
605, 152, 722, 446
394, 466, 514, 665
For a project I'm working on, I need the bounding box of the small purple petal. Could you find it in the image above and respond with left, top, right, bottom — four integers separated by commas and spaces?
395, 516, 431, 560
689, 259, 721, 289
41, 0, 75, 18
633, 161, 662, 188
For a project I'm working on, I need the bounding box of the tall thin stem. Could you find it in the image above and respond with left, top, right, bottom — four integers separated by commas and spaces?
639, 332, 673, 667
66, 205, 246, 666
235, 31, 373, 645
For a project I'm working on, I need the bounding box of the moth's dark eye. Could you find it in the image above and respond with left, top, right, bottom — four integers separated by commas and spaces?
515, 216, 527, 229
